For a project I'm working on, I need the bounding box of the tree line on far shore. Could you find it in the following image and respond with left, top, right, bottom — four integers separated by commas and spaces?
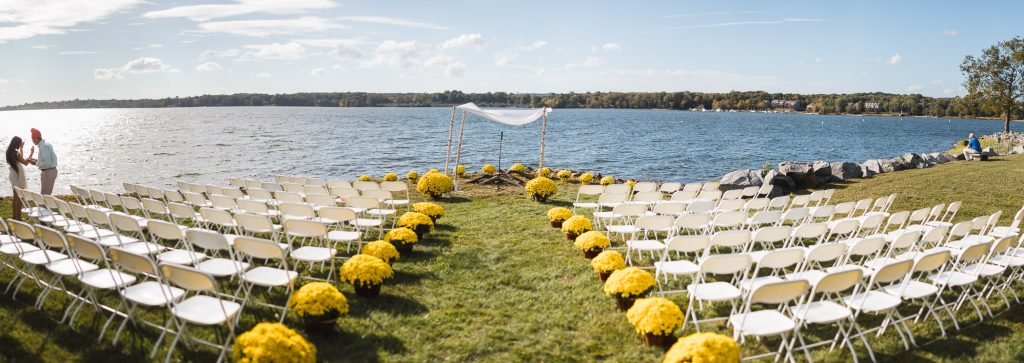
0, 90, 998, 118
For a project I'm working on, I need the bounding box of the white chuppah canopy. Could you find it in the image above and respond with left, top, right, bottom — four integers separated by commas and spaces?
443, 103, 553, 187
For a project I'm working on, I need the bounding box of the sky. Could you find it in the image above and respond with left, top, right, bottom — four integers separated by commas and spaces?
0, 0, 1021, 106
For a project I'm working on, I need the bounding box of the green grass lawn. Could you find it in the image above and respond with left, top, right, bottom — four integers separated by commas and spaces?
1, 155, 1023, 362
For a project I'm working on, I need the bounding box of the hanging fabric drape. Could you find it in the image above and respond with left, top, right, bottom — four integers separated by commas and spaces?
444, 103, 553, 191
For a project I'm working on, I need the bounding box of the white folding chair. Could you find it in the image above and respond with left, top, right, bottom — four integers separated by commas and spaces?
233, 236, 299, 323
282, 219, 338, 281
158, 263, 241, 362
729, 279, 810, 363
654, 235, 708, 295
685, 253, 751, 332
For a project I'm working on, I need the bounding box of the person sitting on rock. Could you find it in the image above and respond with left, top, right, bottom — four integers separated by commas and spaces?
964, 133, 982, 160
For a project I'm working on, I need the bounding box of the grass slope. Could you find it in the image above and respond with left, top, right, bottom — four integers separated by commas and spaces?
0, 154, 1022, 362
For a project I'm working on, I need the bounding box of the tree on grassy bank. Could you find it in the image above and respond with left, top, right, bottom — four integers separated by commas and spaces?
962, 36, 1024, 132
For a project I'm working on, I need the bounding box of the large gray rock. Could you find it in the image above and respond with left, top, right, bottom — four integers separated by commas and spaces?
1013, 145, 1024, 154
811, 161, 834, 185
887, 157, 908, 171
900, 153, 925, 168
861, 159, 882, 175
779, 162, 819, 189
763, 170, 795, 197
719, 169, 764, 191
830, 162, 864, 180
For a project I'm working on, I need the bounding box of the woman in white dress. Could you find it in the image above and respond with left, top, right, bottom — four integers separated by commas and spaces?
7, 136, 34, 220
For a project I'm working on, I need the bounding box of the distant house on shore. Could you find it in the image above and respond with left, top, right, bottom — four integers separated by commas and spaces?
771, 100, 798, 110
864, 102, 881, 113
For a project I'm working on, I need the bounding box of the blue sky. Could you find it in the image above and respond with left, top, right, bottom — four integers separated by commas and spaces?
0, 0, 1020, 106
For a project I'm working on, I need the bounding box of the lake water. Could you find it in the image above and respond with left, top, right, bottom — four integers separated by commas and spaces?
0, 107, 1007, 194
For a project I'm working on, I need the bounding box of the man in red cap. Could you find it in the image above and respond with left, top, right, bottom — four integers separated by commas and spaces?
28, 128, 58, 195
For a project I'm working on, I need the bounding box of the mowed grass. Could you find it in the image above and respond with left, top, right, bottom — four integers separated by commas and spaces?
0, 154, 1022, 362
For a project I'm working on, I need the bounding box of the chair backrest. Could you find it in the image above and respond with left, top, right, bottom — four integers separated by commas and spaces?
331, 187, 361, 199
871, 259, 913, 285
200, 207, 235, 226
361, 189, 393, 203
652, 202, 686, 216
827, 219, 860, 239
699, 253, 751, 275
768, 196, 790, 210
160, 263, 218, 292
748, 210, 782, 226
716, 199, 746, 212
67, 233, 107, 261
847, 236, 886, 257
275, 191, 304, 203
889, 230, 921, 250
744, 198, 770, 212
261, 182, 283, 192
35, 224, 68, 250
611, 203, 648, 218
756, 247, 804, 269
353, 181, 380, 191
632, 191, 663, 203
236, 199, 270, 215
674, 213, 710, 231
244, 179, 263, 190
318, 207, 357, 223
633, 182, 657, 193
110, 212, 144, 234
187, 228, 229, 251
832, 201, 856, 217
926, 203, 945, 221
664, 235, 709, 254
658, 182, 682, 194
234, 235, 287, 261
304, 185, 330, 195
701, 182, 720, 191
141, 198, 168, 216
913, 250, 951, 274
959, 241, 993, 264
813, 268, 863, 294
810, 205, 835, 219
236, 213, 275, 233
346, 196, 381, 210
634, 215, 674, 233
711, 211, 747, 228
908, 208, 930, 224
682, 183, 702, 192
209, 194, 237, 210
306, 193, 338, 207
247, 188, 274, 202
670, 190, 697, 201
805, 242, 847, 264
686, 200, 716, 214
885, 211, 910, 230
305, 178, 326, 186
279, 202, 316, 219
790, 194, 811, 208
852, 198, 873, 214
920, 225, 949, 247
781, 207, 810, 224
86, 206, 111, 227
696, 189, 722, 202
282, 219, 327, 238
281, 182, 305, 193
604, 184, 631, 194
749, 279, 809, 305
109, 246, 159, 276
105, 192, 124, 209
752, 225, 792, 244
858, 214, 886, 234
167, 202, 197, 221
148, 219, 184, 241
721, 189, 743, 201
709, 230, 751, 249
740, 186, 760, 199
380, 181, 408, 193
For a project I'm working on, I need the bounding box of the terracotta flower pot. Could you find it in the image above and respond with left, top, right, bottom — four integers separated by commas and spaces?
354, 283, 382, 297
597, 271, 612, 282
550, 220, 563, 228
583, 248, 603, 259
565, 232, 579, 241
642, 332, 675, 349
615, 297, 637, 311
304, 318, 337, 336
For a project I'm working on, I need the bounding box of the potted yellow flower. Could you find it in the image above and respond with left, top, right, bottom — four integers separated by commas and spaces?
546, 207, 572, 228
407, 171, 419, 182
482, 164, 497, 174
603, 267, 656, 311
383, 173, 398, 181
358, 175, 372, 182
416, 172, 454, 199
538, 167, 553, 177
456, 164, 466, 176
556, 169, 572, 182
510, 163, 526, 172
340, 254, 394, 297
288, 282, 349, 335
600, 176, 615, 186
232, 323, 317, 363
627, 297, 684, 348
591, 250, 626, 281
428, 168, 440, 174
384, 227, 419, 254
413, 202, 445, 223
663, 333, 740, 363
397, 211, 434, 239
560, 215, 593, 240
625, 180, 636, 191
361, 240, 400, 264
525, 176, 558, 202
579, 172, 594, 185
574, 231, 610, 259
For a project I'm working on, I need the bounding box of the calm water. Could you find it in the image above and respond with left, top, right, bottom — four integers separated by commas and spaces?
0, 107, 1006, 194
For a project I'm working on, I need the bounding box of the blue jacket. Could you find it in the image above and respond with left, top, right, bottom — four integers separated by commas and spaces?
968, 137, 981, 152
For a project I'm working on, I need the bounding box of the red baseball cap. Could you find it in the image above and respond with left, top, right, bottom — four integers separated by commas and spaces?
30, 128, 41, 139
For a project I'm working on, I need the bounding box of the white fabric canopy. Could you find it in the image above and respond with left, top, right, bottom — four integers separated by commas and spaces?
455, 102, 552, 126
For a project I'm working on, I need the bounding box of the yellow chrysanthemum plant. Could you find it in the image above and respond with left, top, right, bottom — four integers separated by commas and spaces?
510, 163, 526, 172
663, 332, 741, 363
560, 215, 593, 240
456, 164, 466, 176
232, 323, 317, 363
591, 250, 626, 281
556, 169, 572, 182
384, 173, 398, 182
600, 175, 615, 186
413, 202, 445, 223
340, 254, 394, 297
627, 297, 685, 347
416, 172, 454, 199
574, 231, 610, 259
407, 171, 419, 182
538, 167, 553, 178
384, 227, 419, 253
397, 211, 434, 239
625, 179, 636, 191
428, 168, 440, 174
482, 164, 497, 174
362, 240, 400, 264
603, 267, 656, 311
579, 172, 594, 185
546, 207, 572, 228
288, 282, 348, 333
524, 176, 558, 202
358, 175, 372, 182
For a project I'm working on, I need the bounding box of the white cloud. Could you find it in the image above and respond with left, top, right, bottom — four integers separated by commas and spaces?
199, 48, 241, 61
143, 0, 336, 21
888, 54, 904, 65
30, 45, 52, 49
600, 43, 622, 51
195, 61, 223, 72
94, 68, 123, 80
242, 42, 307, 61
366, 40, 424, 68
446, 63, 466, 77
931, 79, 944, 85
0, 0, 144, 43
566, 56, 606, 70
337, 16, 448, 30
293, 38, 364, 59
330, 44, 362, 59
255, 72, 272, 78
423, 55, 456, 68
122, 57, 170, 73
665, 18, 824, 30
59, 51, 98, 55
149, 43, 163, 48
441, 34, 485, 49
943, 29, 959, 37
519, 40, 547, 50
906, 85, 924, 93
195, 17, 343, 37
310, 67, 324, 76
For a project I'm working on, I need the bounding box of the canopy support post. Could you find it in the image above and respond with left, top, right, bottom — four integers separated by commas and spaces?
453, 110, 468, 192
539, 109, 548, 170
443, 106, 456, 174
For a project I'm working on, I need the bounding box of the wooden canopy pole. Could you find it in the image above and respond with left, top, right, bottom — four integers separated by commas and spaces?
539, 109, 548, 169
453, 110, 468, 191
443, 106, 456, 174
